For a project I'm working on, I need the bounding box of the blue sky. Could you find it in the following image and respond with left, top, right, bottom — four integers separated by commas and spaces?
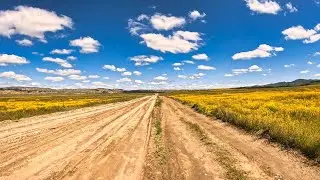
0, 0, 320, 90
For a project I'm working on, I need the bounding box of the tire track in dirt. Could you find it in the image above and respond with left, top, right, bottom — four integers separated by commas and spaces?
162, 96, 320, 180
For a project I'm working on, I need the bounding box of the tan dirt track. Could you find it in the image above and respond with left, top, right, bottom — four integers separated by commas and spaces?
0, 95, 319, 180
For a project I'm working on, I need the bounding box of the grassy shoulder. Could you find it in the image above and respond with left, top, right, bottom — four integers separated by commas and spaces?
169, 85, 320, 162
0, 93, 146, 121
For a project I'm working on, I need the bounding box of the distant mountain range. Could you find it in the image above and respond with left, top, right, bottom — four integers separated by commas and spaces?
0, 87, 124, 94
251, 79, 320, 88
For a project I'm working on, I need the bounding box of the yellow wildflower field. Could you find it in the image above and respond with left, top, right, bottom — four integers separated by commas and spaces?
170, 85, 320, 160
0, 93, 144, 121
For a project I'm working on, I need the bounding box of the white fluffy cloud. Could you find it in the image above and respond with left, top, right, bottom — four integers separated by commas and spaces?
154, 76, 168, 81
192, 53, 209, 60
42, 57, 72, 68
68, 75, 87, 81
150, 14, 186, 30
103, 65, 116, 71
44, 76, 64, 82
16, 39, 33, 46
129, 55, 163, 66
197, 65, 216, 70
178, 75, 188, 79
282, 25, 320, 44
88, 75, 100, 79
0, 6, 72, 41
0, 71, 31, 81
36, 68, 81, 76
172, 62, 184, 66
229, 65, 263, 76
174, 67, 183, 71
285, 3, 298, 13
140, 33, 200, 54
232, 44, 284, 60
284, 64, 295, 68
245, 0, 281, 15
50, 49, 73, 55
173, 31, 202, 41
133, 71, 142, 76
135, 80, 144, 84
314, 52, 320, 56
117, 77, 132, 83
300, 70, 310, 74
121, 71, 132, 76
0, 54, 29, 66
116, 68, 126, 72
189, 73, 205, 79
67, 56, 77, 60
70, 37, 101, 53
188, 10, 206, 20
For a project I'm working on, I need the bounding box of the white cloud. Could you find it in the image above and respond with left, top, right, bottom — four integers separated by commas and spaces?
232, 44, 284, 60
314, 74, 320, 78
92, 81, 107, 86
135, 80, 144, 84
314, 52, 320, 56
103, 65, 116, 71
88, 75, 100, 79
103, 77, 110, 80
178, 75, 188, 79
173, 31, 202, 41
0, 71, 31, 81
67, 56, 77, 60
43, 57, 72, 68
129, 55, 163, 66
248, 65, 262, 72
150, 14, 186, 30
50, 49, 73, 55
32, 52, 44, 56
188, 10, 206, 20
137, 14, 149, 21
315, 24, 320, 31
16, 39, 33, 46
117, 77, 132, 83
307, 61, 313, 65
285, 3, 298, 13
44, 76, 64, 82
182, 60, 195, 64
150, 81, 167, 85
245, 0, 281, 15
197, 65, 216, 70
0, 54, 29, 66
116, 68, 126, 72
282, 25, 320, 43
229, 65, 263, 76
284, 64, 295, 68
174, 67, 182, 71
154, 76, 168, 81
192, 53, 209, 60
232, 69, 249, 75
36, 68, 81, 76
189, 73, 205, 79
68, 75, 87, 81
127, 19, 148, 36
121, 71, 132, 76
224, 74, 234, 77
0, 6, 72, 41
70, 37, 101, 53
317, 64, 320, 68
133, 71, 142, 76
172, 62, 184, 66
140, 33, 200, 54
300, 70, 310, 74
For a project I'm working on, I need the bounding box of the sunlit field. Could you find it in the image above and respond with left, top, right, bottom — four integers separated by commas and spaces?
0, 93, 145, 121
170, 85, 320, 160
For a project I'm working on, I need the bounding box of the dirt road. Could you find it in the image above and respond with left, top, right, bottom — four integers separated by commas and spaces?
0, 95, 319, 180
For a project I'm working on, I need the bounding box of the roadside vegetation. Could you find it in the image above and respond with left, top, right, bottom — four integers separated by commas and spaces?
0, 93, 145, 121
169, 85, 320, 161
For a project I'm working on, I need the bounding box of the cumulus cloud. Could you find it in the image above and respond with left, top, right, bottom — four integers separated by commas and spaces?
129, 55, 163, 66
173, 31, 202, 41
154, 76, 168, 81
36, 68, 81, 76
150, 14, 186, 30
50, 49, 73, 55
68, 75, 87, 81
178, 75, 188, 79
103, 65, 116, 71
284, 64, 295, 68
67, 56, 77, 60
0, 71, 31, 81
188, 10, 206, 20
172, 62, 184, 66
245, 0, 281, 15
174, 67, 183, 71
140, 33, 200, 54
189, 73, 205, 79
121, 71, 132, 76
0, 54, 29, 66
285, 3, 298, 13
133, 71, 142, 76
282, 25, 320, 44
70, 37, 101, 53
16, 39, 33, 46
44, 76, 64, 82
232, 44, 284, 60
42, 57, 72, 68
192, 53, 209, 60
314, 52, 320, 56
117, 77, 132, 83
88, 75, 100, 79
248, 65, 263, 72
116, 68, 126, 72
0, 6, 72, 41
135, 80, 144, 84
197, 65, 216, 70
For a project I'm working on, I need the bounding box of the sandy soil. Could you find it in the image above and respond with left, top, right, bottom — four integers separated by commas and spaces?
0, 95, 319, 180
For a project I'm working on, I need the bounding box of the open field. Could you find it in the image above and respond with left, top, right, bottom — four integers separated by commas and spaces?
0, 93, 145, 121
0, 95, 319, 179
169, 85, 320, 161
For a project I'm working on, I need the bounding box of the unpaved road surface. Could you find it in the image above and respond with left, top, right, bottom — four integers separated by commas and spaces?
0, 95, 319, 180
